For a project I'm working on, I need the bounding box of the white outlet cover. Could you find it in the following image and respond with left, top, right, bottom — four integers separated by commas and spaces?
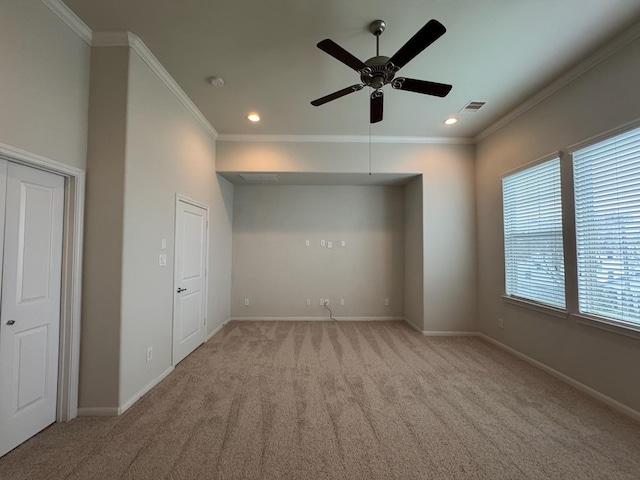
341, 240, 346, 247
244, 298, 250, 306
340, 299, 345, 306
327, 241, 332, 249
306, 299, 311, 306
158, 254, 167, 266
305, 240, 310, 247
320, 240, 326, 247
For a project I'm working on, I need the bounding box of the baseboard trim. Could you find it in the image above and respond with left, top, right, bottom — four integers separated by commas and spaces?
403, 319, 478, 336
229, 316, 406, 322
118, 366, 175, 415
477, 333, 640, 423
206, 321, 227, 341
77, 407, 120, 417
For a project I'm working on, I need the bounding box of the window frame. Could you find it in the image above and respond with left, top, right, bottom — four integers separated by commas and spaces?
501, 152, 568, 314
568, 122, 640, 336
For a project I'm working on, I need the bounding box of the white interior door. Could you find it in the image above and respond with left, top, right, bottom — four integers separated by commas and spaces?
0, 162, 64, 457
173, 199, 208, 365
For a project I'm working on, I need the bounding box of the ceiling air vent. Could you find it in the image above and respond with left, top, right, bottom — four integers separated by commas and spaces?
462, 101, 486, 112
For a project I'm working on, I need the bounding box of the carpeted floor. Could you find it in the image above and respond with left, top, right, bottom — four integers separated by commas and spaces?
1, 320, 639, 479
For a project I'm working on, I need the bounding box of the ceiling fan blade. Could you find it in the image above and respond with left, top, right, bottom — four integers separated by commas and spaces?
311, 84, 364, 106
317, 39, 367, 71
370, 90, 383, 123
392, 77, 452, 97
388, 19, 446, 70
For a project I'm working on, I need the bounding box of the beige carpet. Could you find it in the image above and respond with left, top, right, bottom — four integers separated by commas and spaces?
1, 320, 639, 479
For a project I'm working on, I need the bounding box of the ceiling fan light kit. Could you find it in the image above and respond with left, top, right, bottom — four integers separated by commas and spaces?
311, 19, 453, 124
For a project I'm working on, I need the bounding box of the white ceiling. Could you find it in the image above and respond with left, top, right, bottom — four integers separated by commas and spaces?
64, 0, 640, 139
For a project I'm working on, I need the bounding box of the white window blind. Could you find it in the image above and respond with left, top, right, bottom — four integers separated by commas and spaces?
503, 158, 565, 308
573, 126, 640, 326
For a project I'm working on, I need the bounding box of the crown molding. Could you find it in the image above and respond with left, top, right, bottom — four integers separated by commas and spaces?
90, 31, 132, 47
217, 134, 474, 145
476, 20, 640, 143
92, 32, 218, 140
42, 0, 92, 45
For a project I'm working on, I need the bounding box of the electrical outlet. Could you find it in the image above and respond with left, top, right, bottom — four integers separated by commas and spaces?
340, 299, 345, 306
384, 298, 390, 306
158, 254, 167, 267
498, 318, 504, 329
305, 240, 310, 247
320, 240, 326, 247
327, 241, 333, 249
146, 347, 153, 362
341, 240, 346, 247
244, 298, 250, 306
306, 299, 311, 306
325, 299, 329, 306
320, 298, 325, 306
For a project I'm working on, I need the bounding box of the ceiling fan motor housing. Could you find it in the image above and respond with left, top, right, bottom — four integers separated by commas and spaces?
360, 56, 396, 89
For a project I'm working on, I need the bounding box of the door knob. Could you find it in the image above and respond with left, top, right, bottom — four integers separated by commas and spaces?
177, 288, 187, 293
6, 320, 15, 325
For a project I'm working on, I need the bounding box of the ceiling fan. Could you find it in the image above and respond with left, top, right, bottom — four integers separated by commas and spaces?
311, 19, 452, 123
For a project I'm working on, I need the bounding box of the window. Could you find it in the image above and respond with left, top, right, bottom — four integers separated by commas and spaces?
573, 126, 640, 326
502, 158, 565, 308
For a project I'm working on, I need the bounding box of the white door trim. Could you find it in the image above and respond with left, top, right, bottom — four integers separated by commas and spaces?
0, 142, 84, 422
173, 194, 209, 366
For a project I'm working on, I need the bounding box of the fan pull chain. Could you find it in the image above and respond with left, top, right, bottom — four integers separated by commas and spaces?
369, 122, 372, 176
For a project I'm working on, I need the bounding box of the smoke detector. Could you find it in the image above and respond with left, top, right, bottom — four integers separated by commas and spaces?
209, 76, 225, 87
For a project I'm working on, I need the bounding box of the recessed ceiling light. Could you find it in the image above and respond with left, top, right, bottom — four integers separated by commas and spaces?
444, 116, 458, 125
247, 112, 260, 122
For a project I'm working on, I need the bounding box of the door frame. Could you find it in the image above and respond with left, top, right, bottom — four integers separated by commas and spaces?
0, 142, 84, 422
172, 194, 209, 366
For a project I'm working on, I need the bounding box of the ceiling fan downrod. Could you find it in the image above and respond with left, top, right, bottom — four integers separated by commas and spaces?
370, 19, 385, 56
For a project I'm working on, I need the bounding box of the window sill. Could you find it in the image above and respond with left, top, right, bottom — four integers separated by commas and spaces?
501, 295, 569, 319
573, 313, 640, 341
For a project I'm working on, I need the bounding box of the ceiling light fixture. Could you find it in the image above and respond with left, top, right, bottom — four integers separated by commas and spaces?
247, 112, 260, 122
444, 116, 458, 125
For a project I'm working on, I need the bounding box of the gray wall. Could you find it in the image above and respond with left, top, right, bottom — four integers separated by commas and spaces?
232, 185, 404, 318
80, 47, 129, 408
218, 141, 477, 332
119, 49, 233, 407
0, 0, 90, 168
476, 35, 640, 412
403, 176, 423, 330
80, 42, 234, 411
